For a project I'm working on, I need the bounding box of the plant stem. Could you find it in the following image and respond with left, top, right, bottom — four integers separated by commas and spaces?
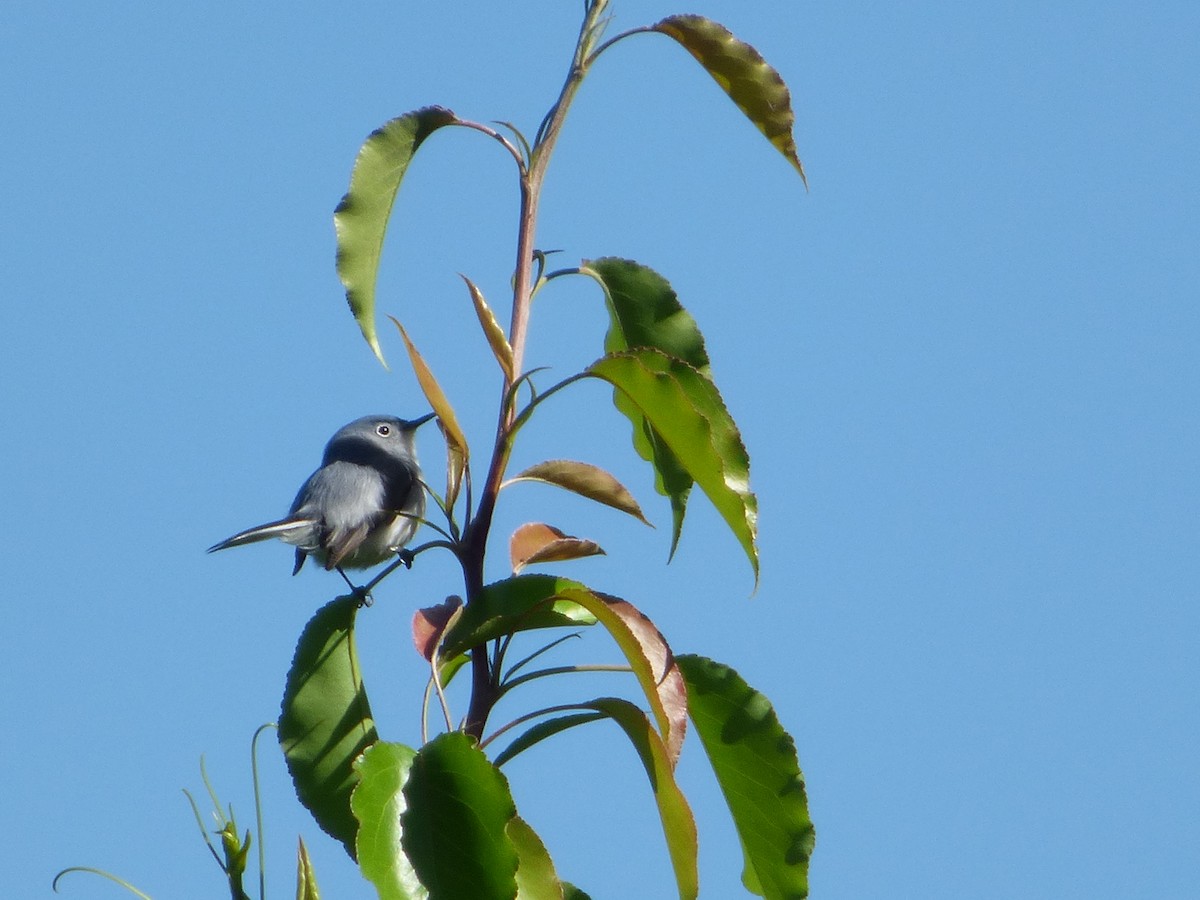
461, 1, 608, 741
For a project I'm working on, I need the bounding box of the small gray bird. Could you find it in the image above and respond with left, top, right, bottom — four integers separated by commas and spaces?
208, 413, 435, 576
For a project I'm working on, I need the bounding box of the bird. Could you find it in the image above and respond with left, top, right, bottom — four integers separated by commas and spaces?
208, 413, 436, 578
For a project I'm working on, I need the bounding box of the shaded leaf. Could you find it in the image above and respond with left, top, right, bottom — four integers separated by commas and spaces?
352, 742, 426, 900
335, 106, 459, 365
677, 655, 814, 899
551, 587, 688, 766
580, 258, 709, 554
651, 16, 806, 185
589, 349, 758, 582
510, 522, 605, 573
493, 712, 608, 768
279, 596, 378, 859
412, 596, 465, 663
561, 887, 593, 900
296, 837, 322, 900
439, 575, 598, 662
505, 459, 651, 526
402, 732, 520, 900
508, 816, 566, 900
463, 274, 514, 381
392, 318, 470, 462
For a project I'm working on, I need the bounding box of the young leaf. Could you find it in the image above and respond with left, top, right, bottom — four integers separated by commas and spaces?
438, 575, 599, 662
352, 742, 427, 900
677, 655, 814, 899
551, 587, 688, 766
412, 596, 465, 663
510, 522, 605, 573
392, 318, 470, 462
401, 732, 520, 900
505, 459, 651, 526
588, 349, 758, 582
335, 106, 459, 366
462, 274, 514, 381
508, 816, 568, 900
279, 596, 378, 859
651, 16, 807, 186
296, 837, 322, 900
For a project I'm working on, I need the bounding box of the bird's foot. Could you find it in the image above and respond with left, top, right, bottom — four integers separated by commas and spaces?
397, 548, 415, 569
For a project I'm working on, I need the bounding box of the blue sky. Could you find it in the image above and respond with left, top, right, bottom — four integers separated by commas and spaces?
3, 2, 1197, 897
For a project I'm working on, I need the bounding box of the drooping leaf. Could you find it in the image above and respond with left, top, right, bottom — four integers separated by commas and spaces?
392, 318, 470, 461
505, 459, 651, 526
462, 274, 514, 381
589, 349, 758, 582
582, 699, 698, 900
296, 837, 322, 900
677, 655, 814, 899
352, 742, 427, 900
510, 522, 605, 573
439, 575, 598, 662
508, 816, 567, 900
579, 258, 709, 554
335, 106, 458, 366
412, 597, 465, 663
651, 16, 807, 185
401, 732, 520, 900
492, 712, 608, 768
279, 596, 378, 859
550, 587, 688, 766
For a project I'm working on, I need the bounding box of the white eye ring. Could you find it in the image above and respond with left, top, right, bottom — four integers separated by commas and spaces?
376, 424, 392, 436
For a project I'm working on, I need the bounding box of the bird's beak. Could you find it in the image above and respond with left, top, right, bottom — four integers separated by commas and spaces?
407, 412, 437, 431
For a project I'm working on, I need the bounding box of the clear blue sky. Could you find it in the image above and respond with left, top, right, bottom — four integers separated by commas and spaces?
4, 2, 1197, 897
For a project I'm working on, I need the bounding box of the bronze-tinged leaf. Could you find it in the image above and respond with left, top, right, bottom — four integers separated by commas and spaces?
334, 107, 459, 366
462, 274, 514, 381
412, 596, 464, 663
505, 459, 651, 526
652, 15, 807, 186
510, 523, 605, 574
391, 318, 470, 463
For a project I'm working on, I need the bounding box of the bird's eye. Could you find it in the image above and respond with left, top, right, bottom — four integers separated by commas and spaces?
376, 424, 392, 436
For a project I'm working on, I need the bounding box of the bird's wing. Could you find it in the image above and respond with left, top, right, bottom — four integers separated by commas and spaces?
323, 522, 372, 570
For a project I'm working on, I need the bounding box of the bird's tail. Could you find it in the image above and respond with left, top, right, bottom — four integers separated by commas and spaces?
207, 517, 317, 554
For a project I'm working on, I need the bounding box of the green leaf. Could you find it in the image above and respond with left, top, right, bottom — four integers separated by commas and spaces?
561, 886, 592, 900
581, 699, 698, 900
580, 258, 710, 555
677, 655, 814, 899
588, 349, 758, 582
462, 274, 515, 382
493, 712, 607, 768
508, 816, 566, 900
505, 459, 651, 527
352, 742, 427, 900
439, 575, 598, 662
401, 732, 520, 900
279, 596, 378, 859
334, 106, 458, 366
651, 16, 807, 185
551, 587, 688, 767
296, 837, 322, 900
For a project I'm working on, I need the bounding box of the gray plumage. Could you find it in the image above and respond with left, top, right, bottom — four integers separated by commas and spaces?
208, 413, 434, 574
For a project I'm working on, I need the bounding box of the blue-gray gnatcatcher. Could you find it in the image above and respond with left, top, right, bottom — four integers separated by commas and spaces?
208, 413, 435, 576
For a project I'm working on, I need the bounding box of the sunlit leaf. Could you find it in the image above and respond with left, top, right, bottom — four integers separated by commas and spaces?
402, 733, 520, 900
463, 274, 514, 381
296, 837, 322, 900
589, 349, 758, 582
505, 459, 651, 526
510, 522, 605, 573
279, 596, 378, 859
508, 816, 566, 900
551, 587, 688, 766
493, 712, 608, 768
335, 106, 458, 365
392, 318, 470, 464
439, 575, 598, 662
677, 655, 814, 899
412, 596, 465, 663
352, 742, 426, 900
651, 16, 806, 185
